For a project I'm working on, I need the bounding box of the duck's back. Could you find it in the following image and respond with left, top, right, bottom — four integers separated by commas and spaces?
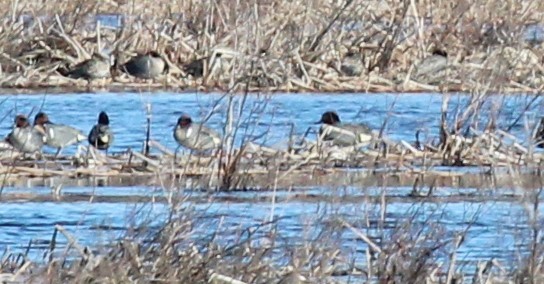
320, 123, 373, 146
69, 59, 110, 80
44, 124, 86, 148
175, 123, 221, 151
123, 56, 164, 79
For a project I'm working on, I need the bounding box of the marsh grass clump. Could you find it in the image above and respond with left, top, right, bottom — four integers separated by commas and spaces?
0, 0, 541, 92
17, 203, 351, 283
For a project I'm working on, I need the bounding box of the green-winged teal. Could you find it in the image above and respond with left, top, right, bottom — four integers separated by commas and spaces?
120, 51, 168, 79
5, 114, 44, 154
88, 111, 114, 152
62, 52, 113, 80
316, 111, 373, 147
340, 50, 363, 77
413, 49, 448, 83
34, 112, 86, 157
173, 114, 221, 154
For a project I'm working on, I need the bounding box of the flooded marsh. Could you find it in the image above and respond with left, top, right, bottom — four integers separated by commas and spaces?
0, 91, 544, 283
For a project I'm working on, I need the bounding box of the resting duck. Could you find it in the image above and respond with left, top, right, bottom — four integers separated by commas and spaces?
119, 51, 168, 79
34, 112, 86, 157
316, 111, 373, 147
6, 114, 44, 154
61, 52, 113, 80
88, 111, 114, 153
173, 114, 221, 154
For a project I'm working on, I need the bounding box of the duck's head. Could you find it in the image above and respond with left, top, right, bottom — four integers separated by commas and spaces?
147, 51, 161, 58
316, 111, 341, 125
431, 48, 447, 57
98, 111, 110, 125
177, 114, 192, 128
14, 114, 29, 128
34, 112, 51, 126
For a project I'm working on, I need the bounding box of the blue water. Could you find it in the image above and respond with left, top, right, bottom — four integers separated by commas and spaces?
0, 92, 542, 156
0, 185, 538, 272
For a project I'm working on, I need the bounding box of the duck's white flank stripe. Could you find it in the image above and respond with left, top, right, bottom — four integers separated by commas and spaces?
48, 128, 55, 139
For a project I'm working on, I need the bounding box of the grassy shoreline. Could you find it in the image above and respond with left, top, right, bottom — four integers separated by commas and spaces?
0, 0, 542, 94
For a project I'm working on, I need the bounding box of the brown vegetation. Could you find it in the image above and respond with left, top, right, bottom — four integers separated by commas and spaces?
0, 0, 542, 92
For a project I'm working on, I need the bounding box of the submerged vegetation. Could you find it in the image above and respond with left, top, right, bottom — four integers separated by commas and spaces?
0, 0, 542, 92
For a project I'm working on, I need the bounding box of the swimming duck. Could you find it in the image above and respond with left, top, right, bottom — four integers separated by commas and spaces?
88, 111, 114, 153
34, 112, 87, 157
5, 114, 44, 154
119, 51, 168, 79
316, 111, 373, 147
61, 52, 113, 80
173, 114, 221, 154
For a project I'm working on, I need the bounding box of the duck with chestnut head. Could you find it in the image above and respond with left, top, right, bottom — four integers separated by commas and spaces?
34, 112, 86, 158
173, 114, 221, 157
315, 111, 373, 147
5, 114, 44, 154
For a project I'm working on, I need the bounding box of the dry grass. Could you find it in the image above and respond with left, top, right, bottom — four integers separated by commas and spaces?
0, 0, 541, 92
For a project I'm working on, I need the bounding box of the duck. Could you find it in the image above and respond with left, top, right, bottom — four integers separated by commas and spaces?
60, 52, 112, 80
119, 51, 168, 79
173, 114, 221, 155
316, 111, 373, 147
340, 50, 363, 77
33, 112, 87, 157
182, 52, 224, 78
413, 48, 448, 83
88, 111, 114, 153
5, 114, 44, 154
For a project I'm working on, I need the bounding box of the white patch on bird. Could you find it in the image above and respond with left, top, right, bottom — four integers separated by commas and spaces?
358, 133, 372, 142
101, 135, 109, 143
48, 128, 55, 139
186, 127, 193, 137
